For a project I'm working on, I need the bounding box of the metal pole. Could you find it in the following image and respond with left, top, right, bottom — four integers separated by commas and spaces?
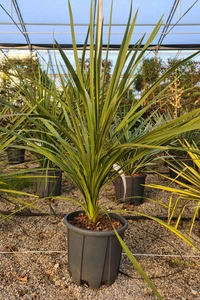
97, 0, 102, 54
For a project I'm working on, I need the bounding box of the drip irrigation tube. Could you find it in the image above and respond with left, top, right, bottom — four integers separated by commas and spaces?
123, 215, 200, 222
0, 210, 199, 222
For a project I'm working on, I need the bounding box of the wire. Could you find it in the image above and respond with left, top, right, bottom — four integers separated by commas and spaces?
119, 221, 199, 280
0, 250, 199, 258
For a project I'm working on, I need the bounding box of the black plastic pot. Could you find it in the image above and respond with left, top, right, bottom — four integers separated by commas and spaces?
35, 169, 62, 197
7, 147, 25, 164
63, 211, 128, 289
114, 174, 146, 205
168, 156, 195, 184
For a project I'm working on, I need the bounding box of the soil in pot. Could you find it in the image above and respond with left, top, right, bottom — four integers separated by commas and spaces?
114, 173, 146, 206
63, 211, 128, 289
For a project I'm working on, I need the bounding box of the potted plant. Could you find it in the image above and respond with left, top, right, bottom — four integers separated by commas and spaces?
111, 115, 160, 205
0, 112, 39, 217
152, 110, 200, 181
0, 55, 43, 164
1, 105, 26, 164
34, 158, 62, 198
147, 140, 200, 234
22, 67, 63, 198
113, 153, 157, 206
6, 143, 25, 164
166, 129, 200, 182
4, 1, 200, 298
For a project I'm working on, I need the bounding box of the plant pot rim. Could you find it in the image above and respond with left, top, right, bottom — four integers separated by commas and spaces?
119, 173, 147, 178
63, 210, 128, 237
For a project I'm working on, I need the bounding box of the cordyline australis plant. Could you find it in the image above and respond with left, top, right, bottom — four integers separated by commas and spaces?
147, 140, 200, 238
0, 112, 39, 220
3, 1, 200, 298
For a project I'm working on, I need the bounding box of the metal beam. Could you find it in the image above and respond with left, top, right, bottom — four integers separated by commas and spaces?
1, 22, 200, 27
157, 0, 180, 47
97, 0, 102, 54
11, 0, 31, 50
47, 50, 55, 77
1, 43, 200, 51
157, 0, 199, 48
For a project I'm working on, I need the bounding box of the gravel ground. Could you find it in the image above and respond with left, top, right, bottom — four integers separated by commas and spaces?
0, 168, 200, 300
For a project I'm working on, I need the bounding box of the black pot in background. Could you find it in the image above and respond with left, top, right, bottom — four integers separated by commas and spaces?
7, 147, 25, 164
114, 174, 146, 206
63, 211, 128, 289
35, 169, 62, 197
168, 156, 195, 184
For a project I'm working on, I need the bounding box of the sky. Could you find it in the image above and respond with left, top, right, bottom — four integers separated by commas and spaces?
0, 0, 200, 47
0, 0, 200, 77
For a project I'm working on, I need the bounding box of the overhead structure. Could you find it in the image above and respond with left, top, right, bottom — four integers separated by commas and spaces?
10, 0, 31, 50
0, 0, 200, 51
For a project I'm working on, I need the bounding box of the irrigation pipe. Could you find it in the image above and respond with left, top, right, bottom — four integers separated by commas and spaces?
0, 210, 199, 222
0, 211, 197, 222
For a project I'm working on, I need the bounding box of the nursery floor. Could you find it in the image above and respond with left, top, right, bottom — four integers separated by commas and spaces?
0, 170, 200, 300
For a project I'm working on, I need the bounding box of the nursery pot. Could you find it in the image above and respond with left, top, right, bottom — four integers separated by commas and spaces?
7, 147, 25, 164
35, 169, 62, 197
114, 174, 146, 205
168, 156, 195, 184
63, 211, 128, 289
